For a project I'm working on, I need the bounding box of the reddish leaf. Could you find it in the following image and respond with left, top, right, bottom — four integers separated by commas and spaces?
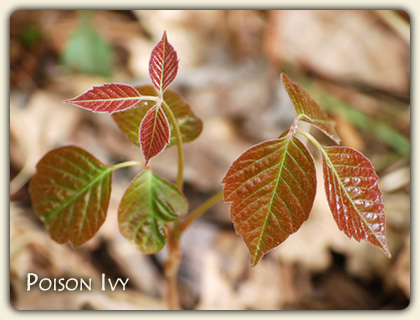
28, 146, 112, 247
281, 73, 341, 144
139, 104, 171, 164
321, 145, 391, 257
118, 169, 188, 254
112, 85, 202, 148
222, 136, 317, 266
63, 83, 142, 113
149, 31, 179, 95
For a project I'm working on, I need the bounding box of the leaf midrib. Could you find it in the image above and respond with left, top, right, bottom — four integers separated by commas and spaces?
44, 166, 112, 223
321, 148, 382, 245
149, 106, 160, 159
253, 136, 291, 264
76, 96, 142, 103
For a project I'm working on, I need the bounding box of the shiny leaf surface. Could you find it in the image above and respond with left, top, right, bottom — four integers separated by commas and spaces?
281, 73, 341, 144
118, 169, 188, 254
63, 83, 142, 113
322, 146, 391, 257
149, 31, 179, 95
222, 136, 317, 266
139, 103, 171, 164
29, 145, 112, 247
112, 85, 203, 148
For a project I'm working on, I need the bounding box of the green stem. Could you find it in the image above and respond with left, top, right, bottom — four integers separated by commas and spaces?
295, 128, 326, 155
159, 98, 185, 309
161, 99, 184, 191
180, 190, 224, 233
110, 160, 144, 171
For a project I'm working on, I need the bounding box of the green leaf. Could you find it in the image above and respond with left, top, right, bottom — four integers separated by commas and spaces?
281, 73, 341, 144
61, 11, 113, 77
112, 85, 202, 148
118, 169, 188, 254
321, 145, 391, 257
222, 135, 317, 266
29, 145, 112, 247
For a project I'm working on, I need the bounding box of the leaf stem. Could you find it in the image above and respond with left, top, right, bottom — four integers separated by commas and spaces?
295, 128, 325, 154
295, 128, 332, 163
180, 190, 224, 233
164, 231, 181, 310
159, 98, 185, 309
161, 99, 184, 191
110, 160, 144, 171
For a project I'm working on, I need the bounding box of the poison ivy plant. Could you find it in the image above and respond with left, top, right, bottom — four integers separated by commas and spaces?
222, 73, 391, 263
30, 32, 193, 254
29, 31, 390, 310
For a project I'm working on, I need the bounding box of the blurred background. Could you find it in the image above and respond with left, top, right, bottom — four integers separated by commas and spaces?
10, 10, 410, 310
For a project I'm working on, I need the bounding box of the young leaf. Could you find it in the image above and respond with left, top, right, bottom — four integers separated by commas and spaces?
118, 169, 188, 254
149, 31, 179, 95
281, 73, 341, 144
222, 136, 317, 266
139, 103, 171, 164
112, 85, 202, 148
63, 83, 142, 113
28, 145, 112, 247
321, 146, 391, 257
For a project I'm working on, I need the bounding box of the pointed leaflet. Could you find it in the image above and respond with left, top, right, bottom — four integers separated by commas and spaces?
112, 85, 202, 148
139, 103, 171, 164
118, 169, 188, 254
63, 83, 143, 113
222, 136, 317, 266
149, 31, 179, 95
321, 146, 391, 257
281, 73, 341, 144
29, 145, 112, 247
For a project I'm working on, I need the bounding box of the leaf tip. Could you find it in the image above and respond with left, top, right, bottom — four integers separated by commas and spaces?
380, 243, 392, 258
280, 72, 288, 82
250, 255, 261, 267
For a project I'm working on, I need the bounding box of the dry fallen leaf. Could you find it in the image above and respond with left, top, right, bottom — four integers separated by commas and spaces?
265, 10, 409, 94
